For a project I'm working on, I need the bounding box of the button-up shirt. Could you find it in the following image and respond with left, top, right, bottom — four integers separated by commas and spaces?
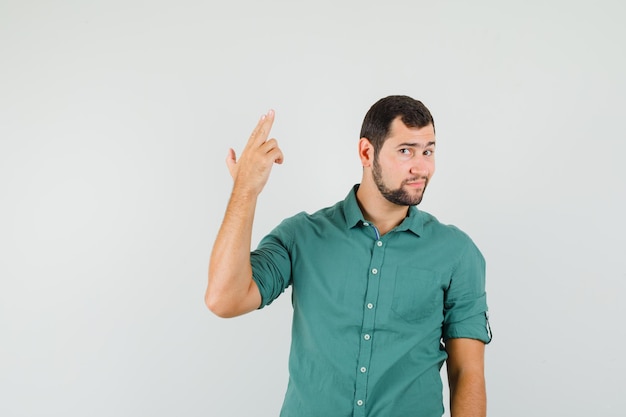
251, 185, 491, 417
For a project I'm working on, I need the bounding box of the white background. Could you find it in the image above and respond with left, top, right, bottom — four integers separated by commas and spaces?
1, 1, 625, 416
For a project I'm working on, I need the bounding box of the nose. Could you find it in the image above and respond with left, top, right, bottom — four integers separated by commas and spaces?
409, 155, 429, 177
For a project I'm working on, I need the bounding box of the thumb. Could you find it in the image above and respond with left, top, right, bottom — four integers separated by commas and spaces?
225, 148, 237, 178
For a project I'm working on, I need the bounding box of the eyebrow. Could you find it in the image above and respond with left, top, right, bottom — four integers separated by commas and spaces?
396, 141, 436, 148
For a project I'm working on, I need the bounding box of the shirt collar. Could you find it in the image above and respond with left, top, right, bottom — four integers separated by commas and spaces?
343, 184, 424, 237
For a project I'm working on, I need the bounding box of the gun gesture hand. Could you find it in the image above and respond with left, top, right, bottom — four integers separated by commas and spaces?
226, 109, 284, 196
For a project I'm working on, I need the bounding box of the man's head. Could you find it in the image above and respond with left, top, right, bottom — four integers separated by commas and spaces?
359, 95, 436, 206
360, 95, 435, 158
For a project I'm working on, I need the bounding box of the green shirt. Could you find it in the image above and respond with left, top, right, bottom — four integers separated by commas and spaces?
251, 185, 491, 417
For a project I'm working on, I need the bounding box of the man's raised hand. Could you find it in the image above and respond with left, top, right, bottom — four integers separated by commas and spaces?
225, 109, 284, 197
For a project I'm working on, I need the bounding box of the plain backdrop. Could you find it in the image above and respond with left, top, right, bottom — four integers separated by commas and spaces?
1, 1, 625, 416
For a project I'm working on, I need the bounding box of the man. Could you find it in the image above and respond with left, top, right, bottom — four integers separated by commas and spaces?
206, 95, 492, 417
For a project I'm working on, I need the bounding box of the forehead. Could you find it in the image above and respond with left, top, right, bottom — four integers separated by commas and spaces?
384, 117, 436, 146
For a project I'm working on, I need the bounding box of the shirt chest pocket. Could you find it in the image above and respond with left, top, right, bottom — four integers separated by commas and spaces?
391, 267, 443, 322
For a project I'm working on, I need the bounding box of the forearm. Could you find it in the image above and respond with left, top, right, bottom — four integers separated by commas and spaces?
206, 188, 259, 317
446, 338, 487, 417
449, 370, 486, 417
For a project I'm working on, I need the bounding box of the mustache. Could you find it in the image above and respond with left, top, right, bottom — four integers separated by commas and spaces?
403, 177, 429, 184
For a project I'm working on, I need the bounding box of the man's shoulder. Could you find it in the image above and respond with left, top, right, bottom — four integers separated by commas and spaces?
282, 198, 345, 225
419, 210, 475, 244
287, 201, 344, 222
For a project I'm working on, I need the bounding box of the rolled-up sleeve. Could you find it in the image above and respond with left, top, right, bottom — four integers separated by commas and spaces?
442, 238, 492, 344
250, 219, 294, 308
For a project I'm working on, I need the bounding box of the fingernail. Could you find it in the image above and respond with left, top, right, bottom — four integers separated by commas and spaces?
268, 109, 274, 117
261, 113, 266, 120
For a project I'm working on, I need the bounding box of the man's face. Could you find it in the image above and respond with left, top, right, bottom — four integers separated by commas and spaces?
371, 118, 436, 206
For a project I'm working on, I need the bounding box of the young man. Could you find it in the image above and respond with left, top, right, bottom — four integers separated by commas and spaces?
207, 96, 492, 417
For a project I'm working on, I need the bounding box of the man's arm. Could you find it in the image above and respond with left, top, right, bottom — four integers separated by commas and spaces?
205, 109, 283, 318
446, 338, 487, 417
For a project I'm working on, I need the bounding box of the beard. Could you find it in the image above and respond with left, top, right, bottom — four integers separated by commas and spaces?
372, 158, 428, 206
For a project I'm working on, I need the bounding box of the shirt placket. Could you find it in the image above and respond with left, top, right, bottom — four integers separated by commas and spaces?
353, 222, 385, 416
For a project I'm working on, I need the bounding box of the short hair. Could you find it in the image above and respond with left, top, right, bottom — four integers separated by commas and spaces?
359, 95, 435, 155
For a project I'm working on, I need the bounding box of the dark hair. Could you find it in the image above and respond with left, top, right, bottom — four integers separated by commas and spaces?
359, 95, 435, 155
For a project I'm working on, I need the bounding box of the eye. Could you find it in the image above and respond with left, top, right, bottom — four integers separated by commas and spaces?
399, 148, 412, 155
423, 149, 434, 156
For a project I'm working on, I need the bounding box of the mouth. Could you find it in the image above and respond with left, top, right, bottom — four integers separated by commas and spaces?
405, 179, 426, 188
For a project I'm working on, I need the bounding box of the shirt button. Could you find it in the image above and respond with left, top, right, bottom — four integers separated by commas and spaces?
364, 334, 371, 340
376, 241, 383, 247
363, 222, 369, 227
357, 400, 364, 406
360, 367, 367, 373
371, 268, 378, 275
367, 303, 374, 309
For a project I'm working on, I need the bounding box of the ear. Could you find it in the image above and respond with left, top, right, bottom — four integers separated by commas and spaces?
358, 137, 374, 167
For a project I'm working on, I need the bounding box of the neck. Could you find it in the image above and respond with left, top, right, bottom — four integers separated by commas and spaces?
355, 179, 409, 236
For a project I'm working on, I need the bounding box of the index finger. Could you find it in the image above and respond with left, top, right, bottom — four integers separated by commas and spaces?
247, 109, 275, 146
